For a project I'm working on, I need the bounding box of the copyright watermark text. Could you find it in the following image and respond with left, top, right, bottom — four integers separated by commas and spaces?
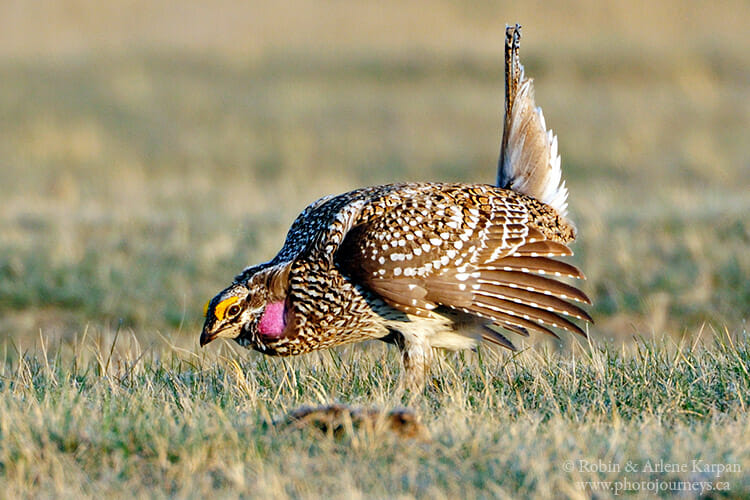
562, 459, 739, 495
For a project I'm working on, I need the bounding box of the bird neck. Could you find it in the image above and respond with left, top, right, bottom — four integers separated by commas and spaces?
258, 300, 287, 337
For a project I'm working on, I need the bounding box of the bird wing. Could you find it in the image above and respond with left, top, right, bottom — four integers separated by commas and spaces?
335, 183, 591, 339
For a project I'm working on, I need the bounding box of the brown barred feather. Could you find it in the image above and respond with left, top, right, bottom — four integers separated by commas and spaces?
470, 295, 587, 337
500, 324, 531, 337
370, 278, 428, 303
475, 270, 591, 304
475, 283, 593, 323
482, 256, 585, 279
481, 324, 517, 350
523, 227, 546, 243
468, 304, 561, 339
511, 240, 572, 257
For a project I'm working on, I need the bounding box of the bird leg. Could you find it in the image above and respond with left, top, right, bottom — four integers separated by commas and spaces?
397, 335, 434, 392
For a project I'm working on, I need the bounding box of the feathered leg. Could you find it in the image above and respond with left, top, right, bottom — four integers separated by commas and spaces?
397, 335, 433, 392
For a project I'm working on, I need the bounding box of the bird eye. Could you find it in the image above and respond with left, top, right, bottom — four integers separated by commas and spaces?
227, 304, 241, 317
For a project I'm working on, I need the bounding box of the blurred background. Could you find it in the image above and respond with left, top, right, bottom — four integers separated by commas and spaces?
1, 0, 748, 349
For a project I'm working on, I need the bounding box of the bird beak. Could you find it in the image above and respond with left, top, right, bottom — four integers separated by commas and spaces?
199, 327, 216, 347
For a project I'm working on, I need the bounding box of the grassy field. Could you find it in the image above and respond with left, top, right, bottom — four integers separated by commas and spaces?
2, 333, 749, 497
1, 0, 749, 497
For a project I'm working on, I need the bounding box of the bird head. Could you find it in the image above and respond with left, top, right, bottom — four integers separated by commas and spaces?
200, 283, 256, 346
200, 266, 290, 348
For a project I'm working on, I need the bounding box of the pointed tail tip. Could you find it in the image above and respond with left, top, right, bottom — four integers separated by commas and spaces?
505, 23, 522, 36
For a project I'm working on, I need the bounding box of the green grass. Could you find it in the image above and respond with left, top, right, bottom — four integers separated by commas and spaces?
1, 1, 750, 497
2, 331, 749, 498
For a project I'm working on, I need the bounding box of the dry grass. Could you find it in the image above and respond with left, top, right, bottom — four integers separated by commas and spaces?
1, 1, 749, 497
2, 330, 749, 498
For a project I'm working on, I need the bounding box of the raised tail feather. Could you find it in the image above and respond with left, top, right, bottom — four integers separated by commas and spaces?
497, 24, 570, 217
